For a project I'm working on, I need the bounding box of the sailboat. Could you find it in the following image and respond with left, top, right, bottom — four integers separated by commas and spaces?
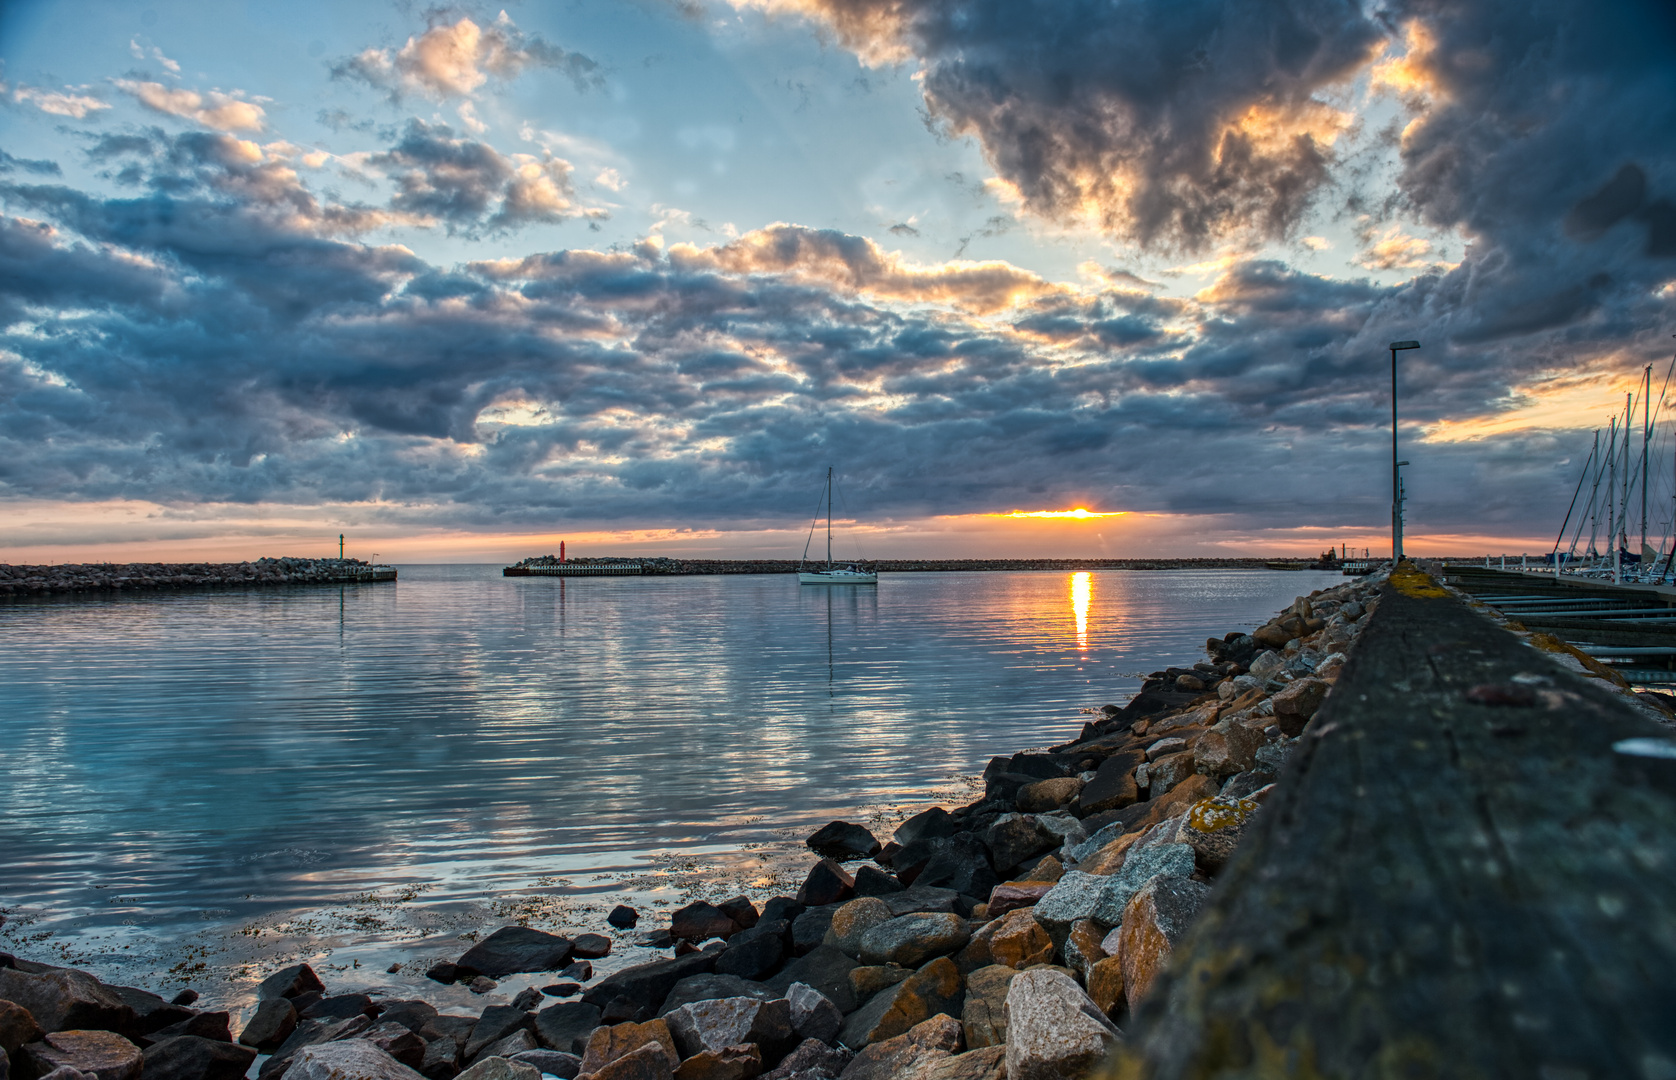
798, 467, 878, 585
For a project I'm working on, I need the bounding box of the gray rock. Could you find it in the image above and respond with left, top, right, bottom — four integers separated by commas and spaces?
374, 1002, 438, 1037
474, 1031, 537, 1066
300, 995, 374, 1023
419, 1037, 461, 1080
763, 946, 858, 1015
879, 888, 961, 918
892, 807, 959, 848
1029, 872, 1106, 943
464, 1007, 533, 1063
283, 1041, 427, 1080
362, 1023, 427, 1070
21, 1030, 143, 1080
656, 975, 773, 1017
1247, 651, 1284, 682
459, 929, 574, 979
507, 1050, 579, 1079
856, 914, 971, 968
1088, 842, 1197, 926
419, 1017, 475, 1050
785, 983, 842, 1047
1002, 969, 1120, 1080
714, 925, 786, 981
837, 1014, 962, 1080
791, 906, 839, 956
508, 990, 543, 1013
108, 986, 192, 1038
142, 1036, 256, 1080
580, 952, 719, 1023
850, 867, 904, 897
258, 965, 326, 1002
1065, 823, 1125, 865
909, 835, 998, 901
835, 958, 963, 1050
761, 1037, 852, 1080
980, 816, 1053, 874
0, 968, 135, 1034
664, 997, 793, 1059
453, 1058, 541, 1080
669, 903, 739, 944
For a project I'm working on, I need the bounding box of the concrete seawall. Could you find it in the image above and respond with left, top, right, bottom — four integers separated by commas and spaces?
0, 558, 396, 596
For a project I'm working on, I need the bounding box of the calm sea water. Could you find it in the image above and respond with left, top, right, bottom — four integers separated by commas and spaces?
0, 565, 1339, 1001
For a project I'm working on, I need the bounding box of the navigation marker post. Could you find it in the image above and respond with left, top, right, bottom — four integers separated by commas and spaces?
1390, 341, 1421, 562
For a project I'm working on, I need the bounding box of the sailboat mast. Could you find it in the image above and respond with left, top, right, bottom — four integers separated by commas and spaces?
1643, 364, 1652, 555
826, 466, 833, 569
1589, 428, 1601, 557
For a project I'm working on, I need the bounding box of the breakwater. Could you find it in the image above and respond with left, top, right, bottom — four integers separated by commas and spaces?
0, 558, 395, 596
515, 557, 1320, 575
1, 574, 1390, 1080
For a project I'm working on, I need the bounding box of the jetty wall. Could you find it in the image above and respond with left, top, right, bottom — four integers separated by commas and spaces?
529, 557, 1334, 575
0, 558, 396, 596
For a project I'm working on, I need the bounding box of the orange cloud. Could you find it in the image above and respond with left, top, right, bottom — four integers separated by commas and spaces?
112, 79, 266, 131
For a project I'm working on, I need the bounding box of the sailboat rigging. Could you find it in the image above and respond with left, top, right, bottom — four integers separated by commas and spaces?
798, 467, 878, 585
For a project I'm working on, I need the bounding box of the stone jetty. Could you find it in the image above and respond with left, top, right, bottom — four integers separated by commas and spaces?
514, 557, 1314, 576
0, 574, 1399, 1080
0, 559, 394, 597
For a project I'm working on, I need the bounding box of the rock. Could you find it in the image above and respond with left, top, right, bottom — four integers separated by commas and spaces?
1145, 750, 1197, 795
849, 868, 903, 897
1002, 969, 1120, 1080
784, 984, 841, 1047
454, 1058, 541, 1080
1076, 833, 1143, 876
561, 960, 596, 982
459, 928, 575, 979
835, 957, 963, 1049
376, 1003, 438, 1036
979, 817, 1053, 876
1170, 795, 1261, 871
1015, 779, 1082, 814
1, 999, 46, 1055
1085, 958, 1124, 1017
581, 952, 719, 1024
503, 991, 540, 1015
421, 1016, 475, 1050
107, 988, 191, 1040
426, 964, 463, 986
258, 965, 326, 1002
893, 808, 959, 849
1028, 872, 1106, 943
1119, 876, 1211, 1010
763, 947, 857, 1015
847, 965, 912, 1000
1088, 842, 1198, 926
760, 1039, 851, 1080
1018, 855, 1063, 884
879, 888, 962, 919
21, 1031, 142, 1080
1075, 755, 1142, 817
364, 1023, 430, 1069
1061, 920, 1107, 980
823, 898, 893, 960
533, 1003, 600, 1056
1271, 678, 1329, 736
1246, 650, 1285, 682
464, 1007, 533, 1063
1119, 773, 1220, 835
140, 1036, 256, 1080
714, 937, 783, 983
578, 1020, 678, 1075
759, 899, 805, 925
570, 935, 612, 961
419, 1037, 460, 1080
670, 904, 738, 944
508, 1050, 579, 1079
836, 1014, 962, 1080
671, 1044, 760, 1080
283, 1041, 427, 1080
806, 822, 881, 862
984, 883, 1051, 919
467, 979, 498, 996
909, 836, 998, 902
0, 969, 135, 1038
789, 907, 837, 957
476, 1032, 538, 1066
300, 996, 374, 1023
608, 907, 640, 930
796, 861, 856, 908
959, 966, 1017, 1049
665, 998, 792, 1060
856, 913, 970, 968
985, 909, 1053, 970
715, 899, 758, 932
916, 1046, 1005, 1080
657, 976, 774, 1018
1192, 717, 1263, 780
143, 1011, 232, 1048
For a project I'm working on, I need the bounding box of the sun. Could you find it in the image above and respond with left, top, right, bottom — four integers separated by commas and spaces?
996, 507, 1127, 520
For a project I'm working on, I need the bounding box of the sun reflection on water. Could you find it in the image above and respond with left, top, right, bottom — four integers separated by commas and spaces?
1070, 571, 1091, 654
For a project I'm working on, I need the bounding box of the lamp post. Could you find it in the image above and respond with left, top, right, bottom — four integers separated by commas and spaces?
1390, 340, 1421, 562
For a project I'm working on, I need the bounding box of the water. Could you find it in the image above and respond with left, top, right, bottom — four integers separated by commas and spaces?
0, 565, 1339, 1002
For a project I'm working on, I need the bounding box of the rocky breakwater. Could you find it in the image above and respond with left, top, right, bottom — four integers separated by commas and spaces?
0, 559, 393, 597
0, 577, 1379, 1080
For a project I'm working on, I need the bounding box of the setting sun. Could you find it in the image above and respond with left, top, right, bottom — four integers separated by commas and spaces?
997, 508, 1128, 520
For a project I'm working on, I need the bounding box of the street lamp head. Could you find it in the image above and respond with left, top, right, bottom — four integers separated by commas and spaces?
1390, 340, 1421, 350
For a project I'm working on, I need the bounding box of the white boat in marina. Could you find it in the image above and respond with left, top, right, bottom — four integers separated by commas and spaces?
799, 467, 878, 585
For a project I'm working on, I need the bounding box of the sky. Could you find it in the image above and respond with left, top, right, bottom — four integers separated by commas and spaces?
1, 0, 1674, 563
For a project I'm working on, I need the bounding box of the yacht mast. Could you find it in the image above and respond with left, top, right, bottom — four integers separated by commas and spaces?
826, 466, 833, 569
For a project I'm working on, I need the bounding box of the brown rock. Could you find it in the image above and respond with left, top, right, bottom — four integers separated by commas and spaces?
838, 1015, 963, 1080
835, 957, 964, 1048
848, 964, 912, 999
0, 999, 46, 1056
671, 1044, 760, 1080
1251, 619, 1292, 648
1192, 716, 1264, 780
918, 1045, 1005, 1080
1174, 796, 1262, 871
1077, 832, 1142, 877
578, 1021, 678, 1076
958, 966, 1017, 1049
1017, 855, 1062, 884
1086, 958, 1124, 1017
1061, 920, 1106, 980
985, 909, 1053, 970
1271, 677, 1329, 736
1125, 774, 1220, 834
22, 1030, 143, 1080
586, 1042, 674, 1080
984, 884, 1051, 919
1119, 877, 1212, 1010
0, 969, 135, 1034
823, 897, 892, 959
1015, 778, 1082, 814
1145, 751, 1197, 795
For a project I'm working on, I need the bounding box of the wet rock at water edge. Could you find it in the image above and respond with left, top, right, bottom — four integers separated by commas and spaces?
507, 989, 543, 1013
559, 960, 594, 982
453, 1056, 541, 1080
608, 906, 640, 930
257, 964, 326, 1002
580, 951, 720, 1023
805, 821, 881, 862
468, 978, 498, 995
473, 1030, 537, 1065
571, 934, 613, 960
541, 983, 582, 999
795, 860, 855, 907
851, 866, 904, 897
716, 898, 759, 931
363, 1022, 429, 1069
459, 927, 575, 978
463, 1006, 534, 1062
670, 903, 739, 944
376, 1002, 438, 1036
167, 992, 198, 1009
299, 995, 376, 1023
419, 1037, 460, 1080
141, 1036, 257, 1080
758, 898, 804, 925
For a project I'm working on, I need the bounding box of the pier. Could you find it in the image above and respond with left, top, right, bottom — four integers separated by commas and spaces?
0, 558, 396, 596
503, 561, 645, 577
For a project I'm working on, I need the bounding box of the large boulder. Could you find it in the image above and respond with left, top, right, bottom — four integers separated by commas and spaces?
712, 925, 785, 982
21, 1030, 142, 1080
761, 1038, 851, 1080
283, 1041, 427, 1080
1015, 779, 1082, 815
577, 1020, 678, 1076
656, 976, 774, 1018
140, 1036, 257, 1080
532, 1003, 600, 1056
362, 1023, 428, 1069
785, 983, 841, 1047
670, 1043, 759, 1080
837, 1014, 963, 1080
1192, 717, 1264, 780
1028, 873, 1106, 944
0, 969, 135, 1034
581, 952, 719, 1023
107, 988, 192, 1040
299, 996, 374, 1024
979, 817, 1054, 876
796, 861, 856, 908
508, 1050, 578, 1079
664, 997, 792, 1060
824, 898, 893, 960
856, 914, 970, 969
1003, 969, 1120, 1080
1118, 876, 1211, 1010
1075, 754, 1142, 816
959, 966, 1017, 1049
806, 822, 881, 862
909, 836, 998, 902
1088, 842, 1197, 926
458, 928, 574, 978
1271, 678, 1329, 736
239, 998, 298, 1051
257, 965, 326, 1003
835, 957, 964, 1049
472, 1032, 536, 1067
892, 808, 959, 849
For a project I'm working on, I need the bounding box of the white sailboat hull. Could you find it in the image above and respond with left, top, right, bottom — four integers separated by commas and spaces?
798, 569, 878, 585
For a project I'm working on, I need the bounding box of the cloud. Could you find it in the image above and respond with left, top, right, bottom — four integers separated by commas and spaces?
13, 85, 111, 118
334, 14, 601, 101
1354, 225, 1434, 271
368, 120, 594, 234
732, 0, 1383, 252
112, 79, 266, 131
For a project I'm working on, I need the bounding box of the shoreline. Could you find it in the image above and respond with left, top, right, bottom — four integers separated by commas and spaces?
1, 573, 1389, 1080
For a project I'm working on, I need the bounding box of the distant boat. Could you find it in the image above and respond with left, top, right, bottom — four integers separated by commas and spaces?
799, 467, 878, 585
